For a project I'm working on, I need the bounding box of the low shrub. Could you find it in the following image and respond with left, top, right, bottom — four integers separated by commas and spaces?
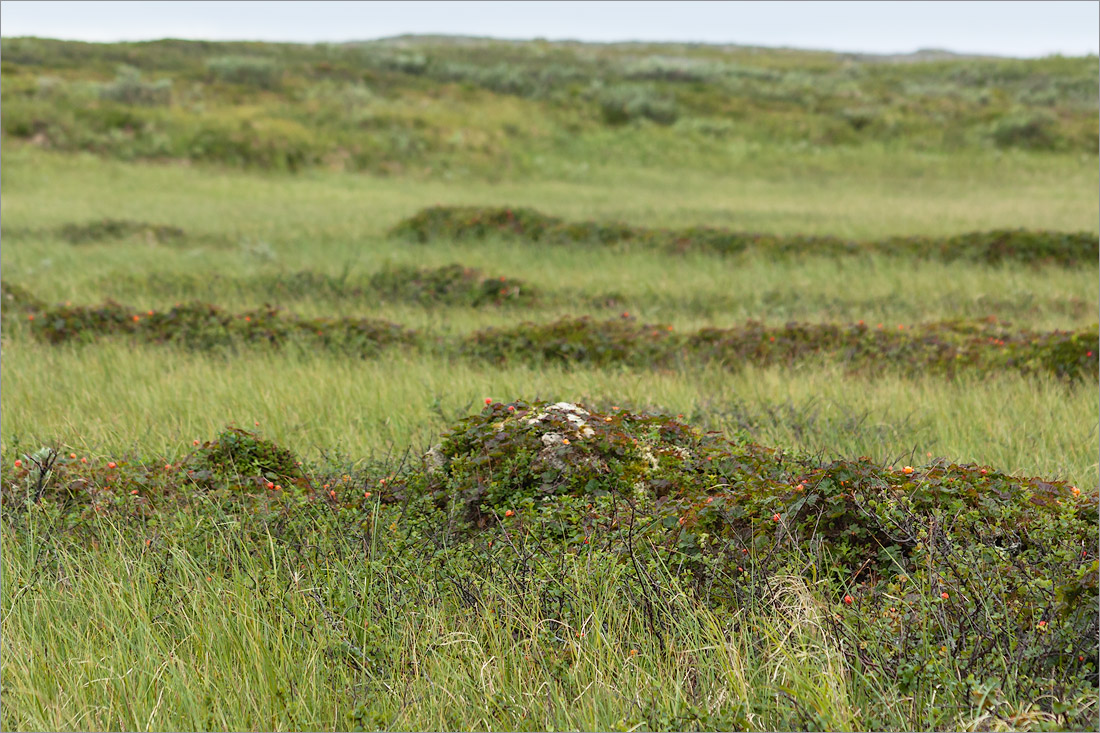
205, 55, 283, 90
596, 83, 679, 126
990, 109, 1061, 151
97, 65, 172, 107
463, 316, 1100, 381
186, 426, 303, 485
422, 398, 1098, 698
367, 263, 537, 307
28, 299, 416, 355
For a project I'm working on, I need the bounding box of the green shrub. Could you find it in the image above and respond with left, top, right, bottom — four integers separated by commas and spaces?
596, 84, 679, 125
205, 55, 283, 90
368, 263, 537, 307
188, 426, 302, 484
97, 65, 172, 106
990, 109, 1061, 150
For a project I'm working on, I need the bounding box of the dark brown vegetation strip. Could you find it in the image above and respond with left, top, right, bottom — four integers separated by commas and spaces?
21, 299, 415, 356
6, 283, 1097, 381
392, 205, 1100, 266
463, 315, 1099, 380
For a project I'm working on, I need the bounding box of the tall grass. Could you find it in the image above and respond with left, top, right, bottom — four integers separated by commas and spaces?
6, 505, 1088, 731
3, 342, 1096, 488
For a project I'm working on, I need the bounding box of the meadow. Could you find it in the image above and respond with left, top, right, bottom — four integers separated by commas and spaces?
1, 36, 1098, 731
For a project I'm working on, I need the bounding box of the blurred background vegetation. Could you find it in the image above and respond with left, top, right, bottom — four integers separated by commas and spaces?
1, 35, 1096, 176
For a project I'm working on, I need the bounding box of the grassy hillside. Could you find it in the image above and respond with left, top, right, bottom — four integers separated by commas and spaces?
1, 36, 1098, 732
1, 35, 1097, 177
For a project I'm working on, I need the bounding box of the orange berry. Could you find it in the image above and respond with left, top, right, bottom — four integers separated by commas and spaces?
13, 460, 22, 468
81, 457, 87, 464
844, 595, 853, 605
266, 482, 274, 490
164, 464, 171, 470
107, 462, 117, 469
940, 592, 949, 600
274, 485, 281, 491
130, 489, 138, 495
147, 310, 154, 316
27, 314, 34, 321
329, 489, 336, 498
192, 440, 200, 446
484, 398, 492, 405
772, 513, 780, 522
504, 509, 515, 517
132, 315, 140, 322
902, 466, 914, 475
69, 453, 77, 459
364, 491, 371, 498
562, 438, 570, 445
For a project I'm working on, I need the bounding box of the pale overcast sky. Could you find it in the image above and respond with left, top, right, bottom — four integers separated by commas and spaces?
1, 1, 1097, 58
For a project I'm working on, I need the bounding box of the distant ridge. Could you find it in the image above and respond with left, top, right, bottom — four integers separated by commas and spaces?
346, 34, 1018, 61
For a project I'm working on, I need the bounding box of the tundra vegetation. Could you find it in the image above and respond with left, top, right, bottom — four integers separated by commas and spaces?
1, 35, 1098, 731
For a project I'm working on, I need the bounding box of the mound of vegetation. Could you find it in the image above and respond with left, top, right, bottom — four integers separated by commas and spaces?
2, 402, 1096, 728
367, 263, 536, 306
421, 399, 1098, 695
392, 206, 1100, 266
463, 316, 1100, 380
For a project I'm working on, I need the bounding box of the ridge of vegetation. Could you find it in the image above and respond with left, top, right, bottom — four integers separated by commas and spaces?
393, 205, 1100, 266
7, 286, 1097, 381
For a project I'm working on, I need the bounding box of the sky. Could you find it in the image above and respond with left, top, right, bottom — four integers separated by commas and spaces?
1, 1, 1097, 58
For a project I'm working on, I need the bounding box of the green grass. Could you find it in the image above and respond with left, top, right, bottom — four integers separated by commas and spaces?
0, 518, 930, 732
1, 35, 1098, 732
3, 342, 1096, 489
